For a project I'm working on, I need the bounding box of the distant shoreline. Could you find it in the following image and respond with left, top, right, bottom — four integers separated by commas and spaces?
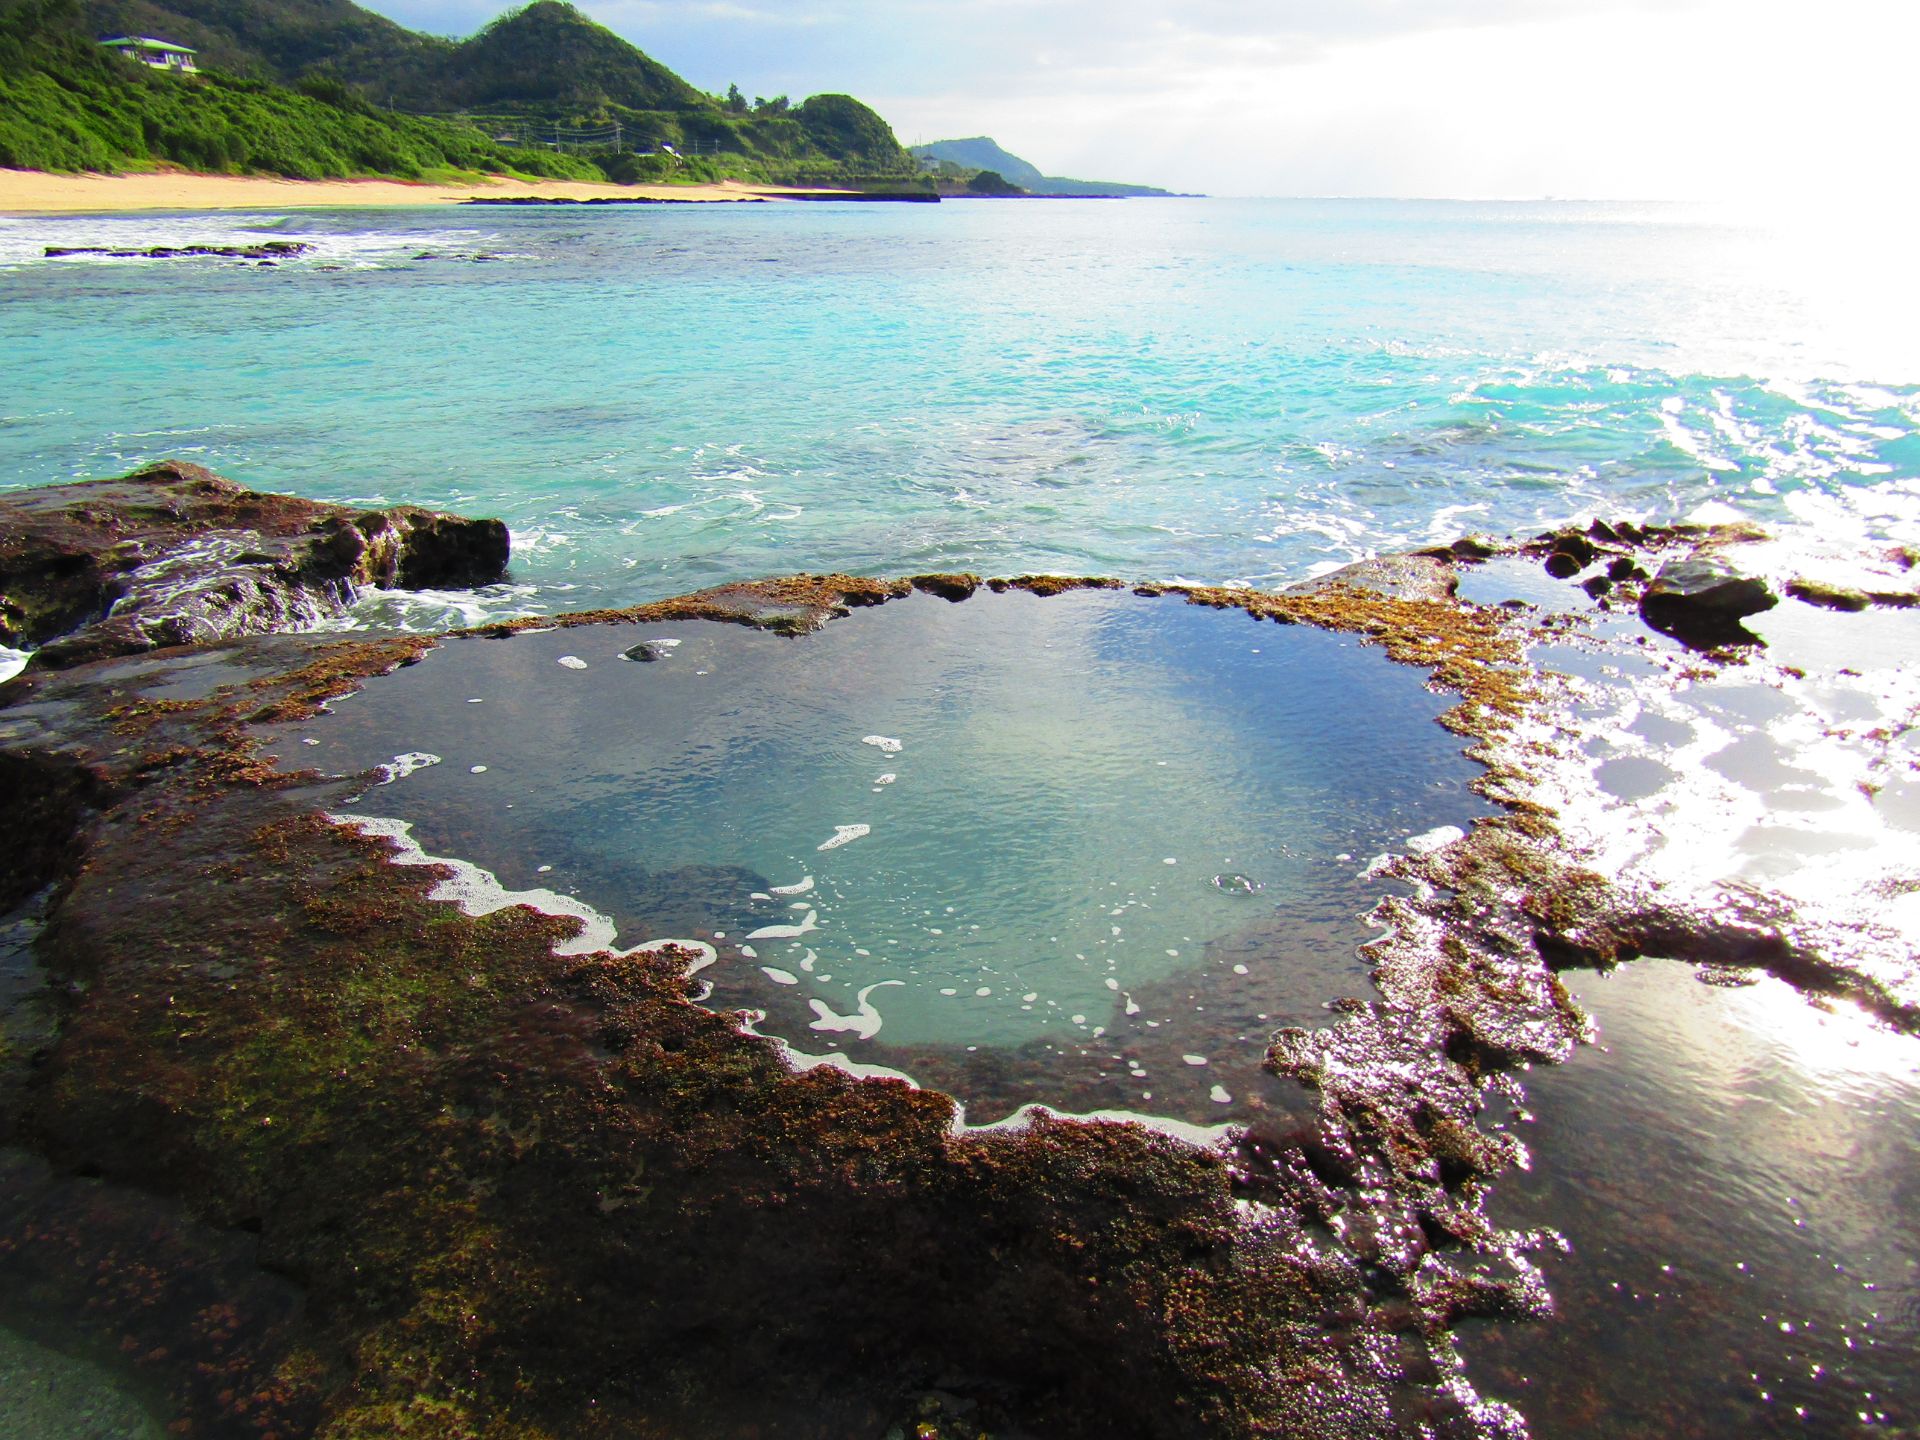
0, 169, 840, 215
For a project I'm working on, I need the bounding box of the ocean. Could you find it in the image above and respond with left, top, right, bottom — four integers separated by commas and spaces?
4, 198, 1917, 623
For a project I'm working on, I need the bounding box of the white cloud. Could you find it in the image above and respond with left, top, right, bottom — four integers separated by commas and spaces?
361, 0, 1920, 201
878, 0, 1920, 200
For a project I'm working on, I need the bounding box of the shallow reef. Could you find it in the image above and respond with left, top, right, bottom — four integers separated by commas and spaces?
0, 467, 1914, 1439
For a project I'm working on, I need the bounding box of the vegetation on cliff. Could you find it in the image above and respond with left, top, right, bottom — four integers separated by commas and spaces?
0, 0, 598, 177
1, 0, 920, 185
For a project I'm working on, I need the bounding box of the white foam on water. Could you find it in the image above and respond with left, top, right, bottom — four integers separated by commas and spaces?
326, 813, 716, 973
780, 1045, 921, 1085
798, 948, 818, 972
1210, 1085, 1233, 1105
807, 980, 904, 1039
380, 751, 441, 782
817, 824, 871, 851
769, 875, 815, 895
346, 582, 546, 634
861, 735, 903, 754
874, 773, 897, 786
761, 967, 799, 985
747, 908, 819, 940
964, 1102, 1236, 1150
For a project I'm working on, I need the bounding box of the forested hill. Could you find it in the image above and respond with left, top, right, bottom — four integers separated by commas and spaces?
0, 0, 919, 184
77, 0, 705, 112
0, 0, 599, 176
427, 0, 703, 111
79, 0, 449, 96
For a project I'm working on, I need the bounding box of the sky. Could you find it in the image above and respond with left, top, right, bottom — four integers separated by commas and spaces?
360, 0, 1918, 201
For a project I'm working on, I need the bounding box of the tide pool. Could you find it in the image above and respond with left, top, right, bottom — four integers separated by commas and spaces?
277, 587, 1486, 1122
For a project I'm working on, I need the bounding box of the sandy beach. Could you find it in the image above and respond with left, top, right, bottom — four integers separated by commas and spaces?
0, 168, 826, 214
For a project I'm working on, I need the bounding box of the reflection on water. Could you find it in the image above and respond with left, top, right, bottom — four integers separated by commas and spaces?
279, 589, 1486, 1123
1461, 551, 1920, 1007
1462, 961, 1920, 1438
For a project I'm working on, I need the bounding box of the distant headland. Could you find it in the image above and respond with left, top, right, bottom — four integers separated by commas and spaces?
911, 136, 1188, 198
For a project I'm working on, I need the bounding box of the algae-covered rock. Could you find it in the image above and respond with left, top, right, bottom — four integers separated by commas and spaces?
0, 462, 509, 670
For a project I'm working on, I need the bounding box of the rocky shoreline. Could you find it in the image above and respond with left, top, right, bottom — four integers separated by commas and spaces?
41, 242, 316, 262
0, 462, 507, 671
1, 465, 1913, 1439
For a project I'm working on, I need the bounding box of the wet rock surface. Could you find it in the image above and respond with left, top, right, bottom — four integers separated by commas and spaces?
0, 462, 508, 670
1638, 553, 1779, 644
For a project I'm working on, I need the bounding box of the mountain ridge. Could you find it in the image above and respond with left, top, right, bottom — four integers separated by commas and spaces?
911, 135, 1177, 198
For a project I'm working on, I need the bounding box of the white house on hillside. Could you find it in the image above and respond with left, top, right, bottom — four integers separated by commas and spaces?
99, 36, 199, 72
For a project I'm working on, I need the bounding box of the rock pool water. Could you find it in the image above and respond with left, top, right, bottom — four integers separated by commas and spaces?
280, 586, 1489, 1124
1461, 961, 1920, 1438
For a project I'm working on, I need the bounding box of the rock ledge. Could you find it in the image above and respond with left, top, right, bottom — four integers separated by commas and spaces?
0, 462, 509, 670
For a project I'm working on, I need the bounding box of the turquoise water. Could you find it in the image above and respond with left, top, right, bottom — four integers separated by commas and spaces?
4, 199, 1917, 617
282, 589, 1484, 1121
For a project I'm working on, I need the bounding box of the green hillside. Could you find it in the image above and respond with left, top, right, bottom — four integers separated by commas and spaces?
79, 0, 448, 89
435, 0, 702, 111
912, 136, 1175, 198
0, 0, 596, 177
23, 0, 920, 184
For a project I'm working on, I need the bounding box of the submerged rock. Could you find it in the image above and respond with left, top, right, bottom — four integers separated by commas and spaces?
0, 462, 508, 670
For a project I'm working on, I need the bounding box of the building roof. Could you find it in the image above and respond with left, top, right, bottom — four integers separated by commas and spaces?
99, 36, 199, 54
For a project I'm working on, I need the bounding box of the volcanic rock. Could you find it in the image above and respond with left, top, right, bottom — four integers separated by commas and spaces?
1638, 552, 1777, 645
0, 462, 509, 670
